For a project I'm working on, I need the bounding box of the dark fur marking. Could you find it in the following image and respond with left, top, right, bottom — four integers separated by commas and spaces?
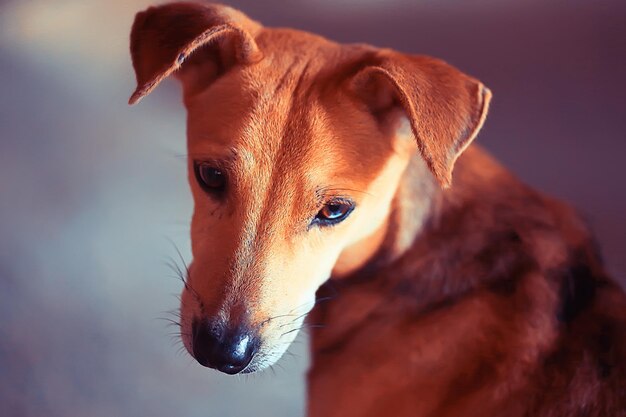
479, 230, 528, 296
597, 356, 612, 379
394, 227, 533, 316
557, 256, 597, 323
595, 324, 614, 379
487, 275, 518, 295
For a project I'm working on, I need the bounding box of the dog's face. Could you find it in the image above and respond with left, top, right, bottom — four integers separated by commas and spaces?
129, 3, 490, 374
181, 58, 415, 372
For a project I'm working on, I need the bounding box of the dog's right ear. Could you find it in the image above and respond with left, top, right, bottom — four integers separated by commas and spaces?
128, 2, 263, 105
348, 51, 491, 188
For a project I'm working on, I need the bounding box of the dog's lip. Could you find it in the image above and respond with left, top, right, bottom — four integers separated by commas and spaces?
239, 363, 257, 374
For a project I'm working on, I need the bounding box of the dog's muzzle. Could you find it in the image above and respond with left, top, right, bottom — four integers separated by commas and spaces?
191, 318, 259, 374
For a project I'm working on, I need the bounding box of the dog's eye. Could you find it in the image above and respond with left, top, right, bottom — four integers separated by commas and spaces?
194, 162, 226, 194
313, 200, 354, 227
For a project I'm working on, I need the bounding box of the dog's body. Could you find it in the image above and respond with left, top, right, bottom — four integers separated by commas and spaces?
308, 147, 626, 417
128, 3, 626, 416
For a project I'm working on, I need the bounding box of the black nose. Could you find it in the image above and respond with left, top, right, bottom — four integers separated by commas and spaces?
192, 319, 258, 374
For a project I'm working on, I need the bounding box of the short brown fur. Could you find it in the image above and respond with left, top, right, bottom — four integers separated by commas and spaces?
128, 3, 626, 416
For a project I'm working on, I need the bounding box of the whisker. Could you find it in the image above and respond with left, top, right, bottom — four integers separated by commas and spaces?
272, 295, 336, 329
175, 344, 189, 357
154, 316, 181, 326
163, 236, 206, 313
280, 321, 326, 338
161, 309, 182, 317
280, 327, 304, 338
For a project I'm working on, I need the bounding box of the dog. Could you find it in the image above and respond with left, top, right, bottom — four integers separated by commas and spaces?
128, 3, 626, 416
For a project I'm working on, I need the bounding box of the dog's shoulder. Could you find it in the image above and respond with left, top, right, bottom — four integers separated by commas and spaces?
434, 147, 626, 414
436, 145, 625, 324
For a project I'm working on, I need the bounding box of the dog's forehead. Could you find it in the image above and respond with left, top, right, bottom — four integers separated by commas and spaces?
188, 34, 331, 128
186, 30, 347, 136
185, 31, 393, 190
186, 63, 326, 169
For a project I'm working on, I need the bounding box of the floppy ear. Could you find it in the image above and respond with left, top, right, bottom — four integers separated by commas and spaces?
128, 2, 263, 105
350, 51, 491, 187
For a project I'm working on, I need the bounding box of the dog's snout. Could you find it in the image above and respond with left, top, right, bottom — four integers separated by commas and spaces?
191, 319, 258, 375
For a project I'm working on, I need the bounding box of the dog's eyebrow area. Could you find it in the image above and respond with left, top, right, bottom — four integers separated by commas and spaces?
187, 146, 249, 169
315, 186, 367, 202
189, 155, 233, 169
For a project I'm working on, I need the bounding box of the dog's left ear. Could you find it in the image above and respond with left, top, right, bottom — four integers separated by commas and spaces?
350, 51, 491, 187
128, 2, 263, 105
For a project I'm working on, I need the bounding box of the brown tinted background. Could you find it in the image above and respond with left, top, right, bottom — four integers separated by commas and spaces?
0, 1, 624, 416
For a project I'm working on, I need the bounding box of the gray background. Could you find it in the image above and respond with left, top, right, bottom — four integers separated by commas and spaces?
1, 1, 624, 416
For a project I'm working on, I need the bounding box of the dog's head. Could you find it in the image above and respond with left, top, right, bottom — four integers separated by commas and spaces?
129, 2, 490, 374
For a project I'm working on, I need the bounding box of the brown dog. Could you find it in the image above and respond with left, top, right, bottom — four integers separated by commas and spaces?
128, 3, 626, 416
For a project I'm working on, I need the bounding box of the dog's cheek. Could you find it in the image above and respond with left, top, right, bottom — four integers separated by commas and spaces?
260, 239, 335, 318
333, 150, 413, 276
333, 218, 388, 277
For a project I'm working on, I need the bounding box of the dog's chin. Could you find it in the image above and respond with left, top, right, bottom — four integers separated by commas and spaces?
242, 341, 294, 374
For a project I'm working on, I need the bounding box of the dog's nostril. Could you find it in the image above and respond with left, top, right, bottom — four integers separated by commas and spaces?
191, 319, 219, 367
192, 319, 257, 375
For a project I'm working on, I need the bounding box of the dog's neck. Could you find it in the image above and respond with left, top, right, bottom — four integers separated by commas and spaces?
311, 146, 512, 351
376, 153, 439, 267
309, 153, 437, 348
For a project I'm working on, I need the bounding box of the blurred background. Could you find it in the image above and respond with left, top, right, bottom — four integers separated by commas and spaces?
0, 0, 624, 416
